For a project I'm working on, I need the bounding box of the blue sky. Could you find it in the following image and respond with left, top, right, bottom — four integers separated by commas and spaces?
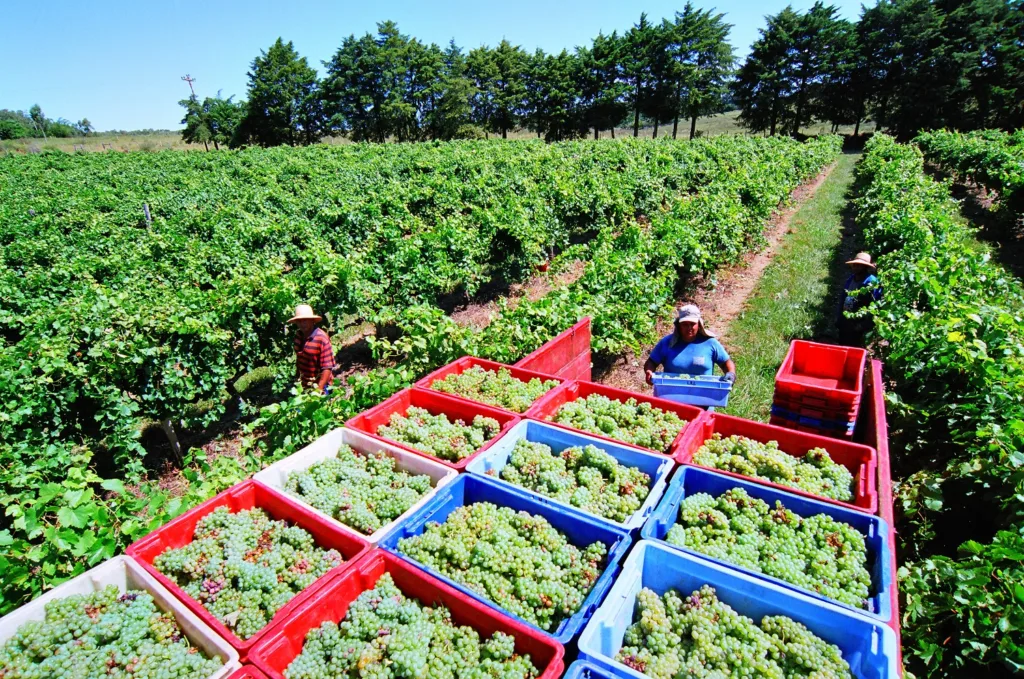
1, 0, 866, 131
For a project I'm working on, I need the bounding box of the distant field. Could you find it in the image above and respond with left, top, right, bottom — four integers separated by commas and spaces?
0, 110, 876, 155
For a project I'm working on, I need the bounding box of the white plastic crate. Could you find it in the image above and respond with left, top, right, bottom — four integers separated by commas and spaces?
0, 555, 240, 677
253, 427, 459, 545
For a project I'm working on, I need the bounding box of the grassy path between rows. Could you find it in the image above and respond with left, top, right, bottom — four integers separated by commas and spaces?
723, 151, 862, 421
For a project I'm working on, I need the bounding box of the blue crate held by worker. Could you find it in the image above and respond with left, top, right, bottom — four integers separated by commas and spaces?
641, 465, 893, 622
577, 541, 900, 679
379, 473, 632, 645
651, 373, 732, 408
465, 420, 674, 531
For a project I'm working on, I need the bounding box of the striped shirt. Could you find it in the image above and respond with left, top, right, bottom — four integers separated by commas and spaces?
294, 327, 335, 385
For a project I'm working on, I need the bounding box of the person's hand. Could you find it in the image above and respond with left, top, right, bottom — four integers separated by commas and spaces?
724, 371, 737, 384
645, 369, 654, 386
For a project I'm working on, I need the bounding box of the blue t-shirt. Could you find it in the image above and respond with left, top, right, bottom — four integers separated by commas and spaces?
843, 273, 881, 312
649, 335, 730, 376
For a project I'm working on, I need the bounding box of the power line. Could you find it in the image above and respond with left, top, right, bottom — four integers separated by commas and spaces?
181, 74, 197, 98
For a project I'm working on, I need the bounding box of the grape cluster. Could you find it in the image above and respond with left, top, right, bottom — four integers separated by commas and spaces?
616, 586, 853, 679
666, 488, 871, 608
285, 573, 537, 679
550, 394, 687, 452
153, 507, 343, 639
284, 444, 433, 535
497, 439, 652, 523
692, 434, 854, 502
397, 502, 608, 631
0, 585, 223, 679
429, 365, 559, 413
378, 406, 501, 462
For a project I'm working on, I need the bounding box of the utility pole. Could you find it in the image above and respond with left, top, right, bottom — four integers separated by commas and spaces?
181, 74, 197, 98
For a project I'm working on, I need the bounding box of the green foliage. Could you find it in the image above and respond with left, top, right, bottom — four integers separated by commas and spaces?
916, 129, 1024, 214
855, 134, 1024, 675
179, 94, 245, 150
236, 38, 323, 147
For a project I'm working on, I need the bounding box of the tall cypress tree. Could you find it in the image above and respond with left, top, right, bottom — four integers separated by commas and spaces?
239, 38, 323, 147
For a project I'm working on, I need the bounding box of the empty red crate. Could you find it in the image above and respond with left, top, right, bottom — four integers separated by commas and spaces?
415, 356, 565, 414
770, 416, 857, 440
676, 412, 877, 513
345, 388, 519, 470
126, 480, 371, 659
525, 380, 705, 459
227, 667, 268, 679
775, 341, 866, 407
249, 550, 565, 679
772, 393, 860, 421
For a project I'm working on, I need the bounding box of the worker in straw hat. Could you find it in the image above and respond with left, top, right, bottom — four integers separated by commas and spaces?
287, 304, 336, 394
644, 304, 736, 385
838, 252, 882, 347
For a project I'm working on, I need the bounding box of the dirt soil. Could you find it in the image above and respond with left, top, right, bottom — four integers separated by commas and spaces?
595, 163, 839, 395
450, 259, 587, 328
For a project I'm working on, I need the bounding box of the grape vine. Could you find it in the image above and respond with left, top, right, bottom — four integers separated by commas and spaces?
616, 586, 853, 678
497, 439, 651, 522
549, 394, 687, 452
153, 507, 344, 639
378, 406, 501, 462
284, 444, 433, 534
285, 573, 537, 679
397, 502, 608, 631
428, 365, 559, 413
666, 488, 871, 608
692, 434, 854, 502
0, 585, 223, 679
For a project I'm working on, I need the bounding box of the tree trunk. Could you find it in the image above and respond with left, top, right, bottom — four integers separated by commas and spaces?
611, 127, 615, 139
653, 119, 658, 138
203, 140, 209, 152
854, 119, 861, 137
502, 127, 507, 139
594, 128, 599, 140
672, 114, 679, 139
633, 92, 640, 137
690, 114, 698, 140
212, 139, 219, 151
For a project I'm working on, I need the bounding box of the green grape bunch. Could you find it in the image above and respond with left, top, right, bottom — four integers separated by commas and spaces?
549, 394, 687, 453
397, 502, 608, 632
285, 573, 538, 679
153, 507, 344, 639
497, 439, 652, 523
616, 585, 853, 678
429, 365, 559, 413
284, 444, 434, 535
378, 406, 501, 462
666, 488, 872, 608
692, 434, 855, 502
0, 585, 224, 679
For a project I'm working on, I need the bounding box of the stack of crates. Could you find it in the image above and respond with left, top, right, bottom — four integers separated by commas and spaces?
770, 340, 867, 439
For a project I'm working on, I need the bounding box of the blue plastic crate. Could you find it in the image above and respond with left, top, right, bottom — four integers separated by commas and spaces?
563, 661, 623, 679
577, 541, 899, 679
465, 420, 673, 531
771, 405, 856, 432
379, 474, 632, 645
651, 372, 731, 408
642, 465, 893, 621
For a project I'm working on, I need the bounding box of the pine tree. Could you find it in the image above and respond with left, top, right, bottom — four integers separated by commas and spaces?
238, 38, 323, 147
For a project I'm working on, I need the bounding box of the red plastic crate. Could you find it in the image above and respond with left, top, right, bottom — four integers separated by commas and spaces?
676, 412, 878, 513
249, 550, 566, 679
126, 481, 371, 660
227, 667, 268, 679
415, 356, 565, 414
775, 341, 867, 407
770, 416, 856, 440
772, 393, 860, 421
525, 380, 705, 459
515, 318, 592, 382
345, 388, 520, 470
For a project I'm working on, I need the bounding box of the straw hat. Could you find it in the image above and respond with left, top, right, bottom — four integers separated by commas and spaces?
287, 304, 322, 324
845, 252, 876, 270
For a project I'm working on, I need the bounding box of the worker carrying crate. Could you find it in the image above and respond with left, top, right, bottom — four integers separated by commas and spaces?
644, 304, 735, 408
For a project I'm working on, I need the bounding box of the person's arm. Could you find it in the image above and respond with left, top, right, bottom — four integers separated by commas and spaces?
316, 331, 336, 394
722, 358, 737, 384
644, 357, 658, 385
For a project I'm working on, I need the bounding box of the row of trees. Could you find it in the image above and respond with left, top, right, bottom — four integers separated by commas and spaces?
0, 106, 93, 140
182, 5, 735, 147
183, 0, 1023, 148
736, 0, 1024, 137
